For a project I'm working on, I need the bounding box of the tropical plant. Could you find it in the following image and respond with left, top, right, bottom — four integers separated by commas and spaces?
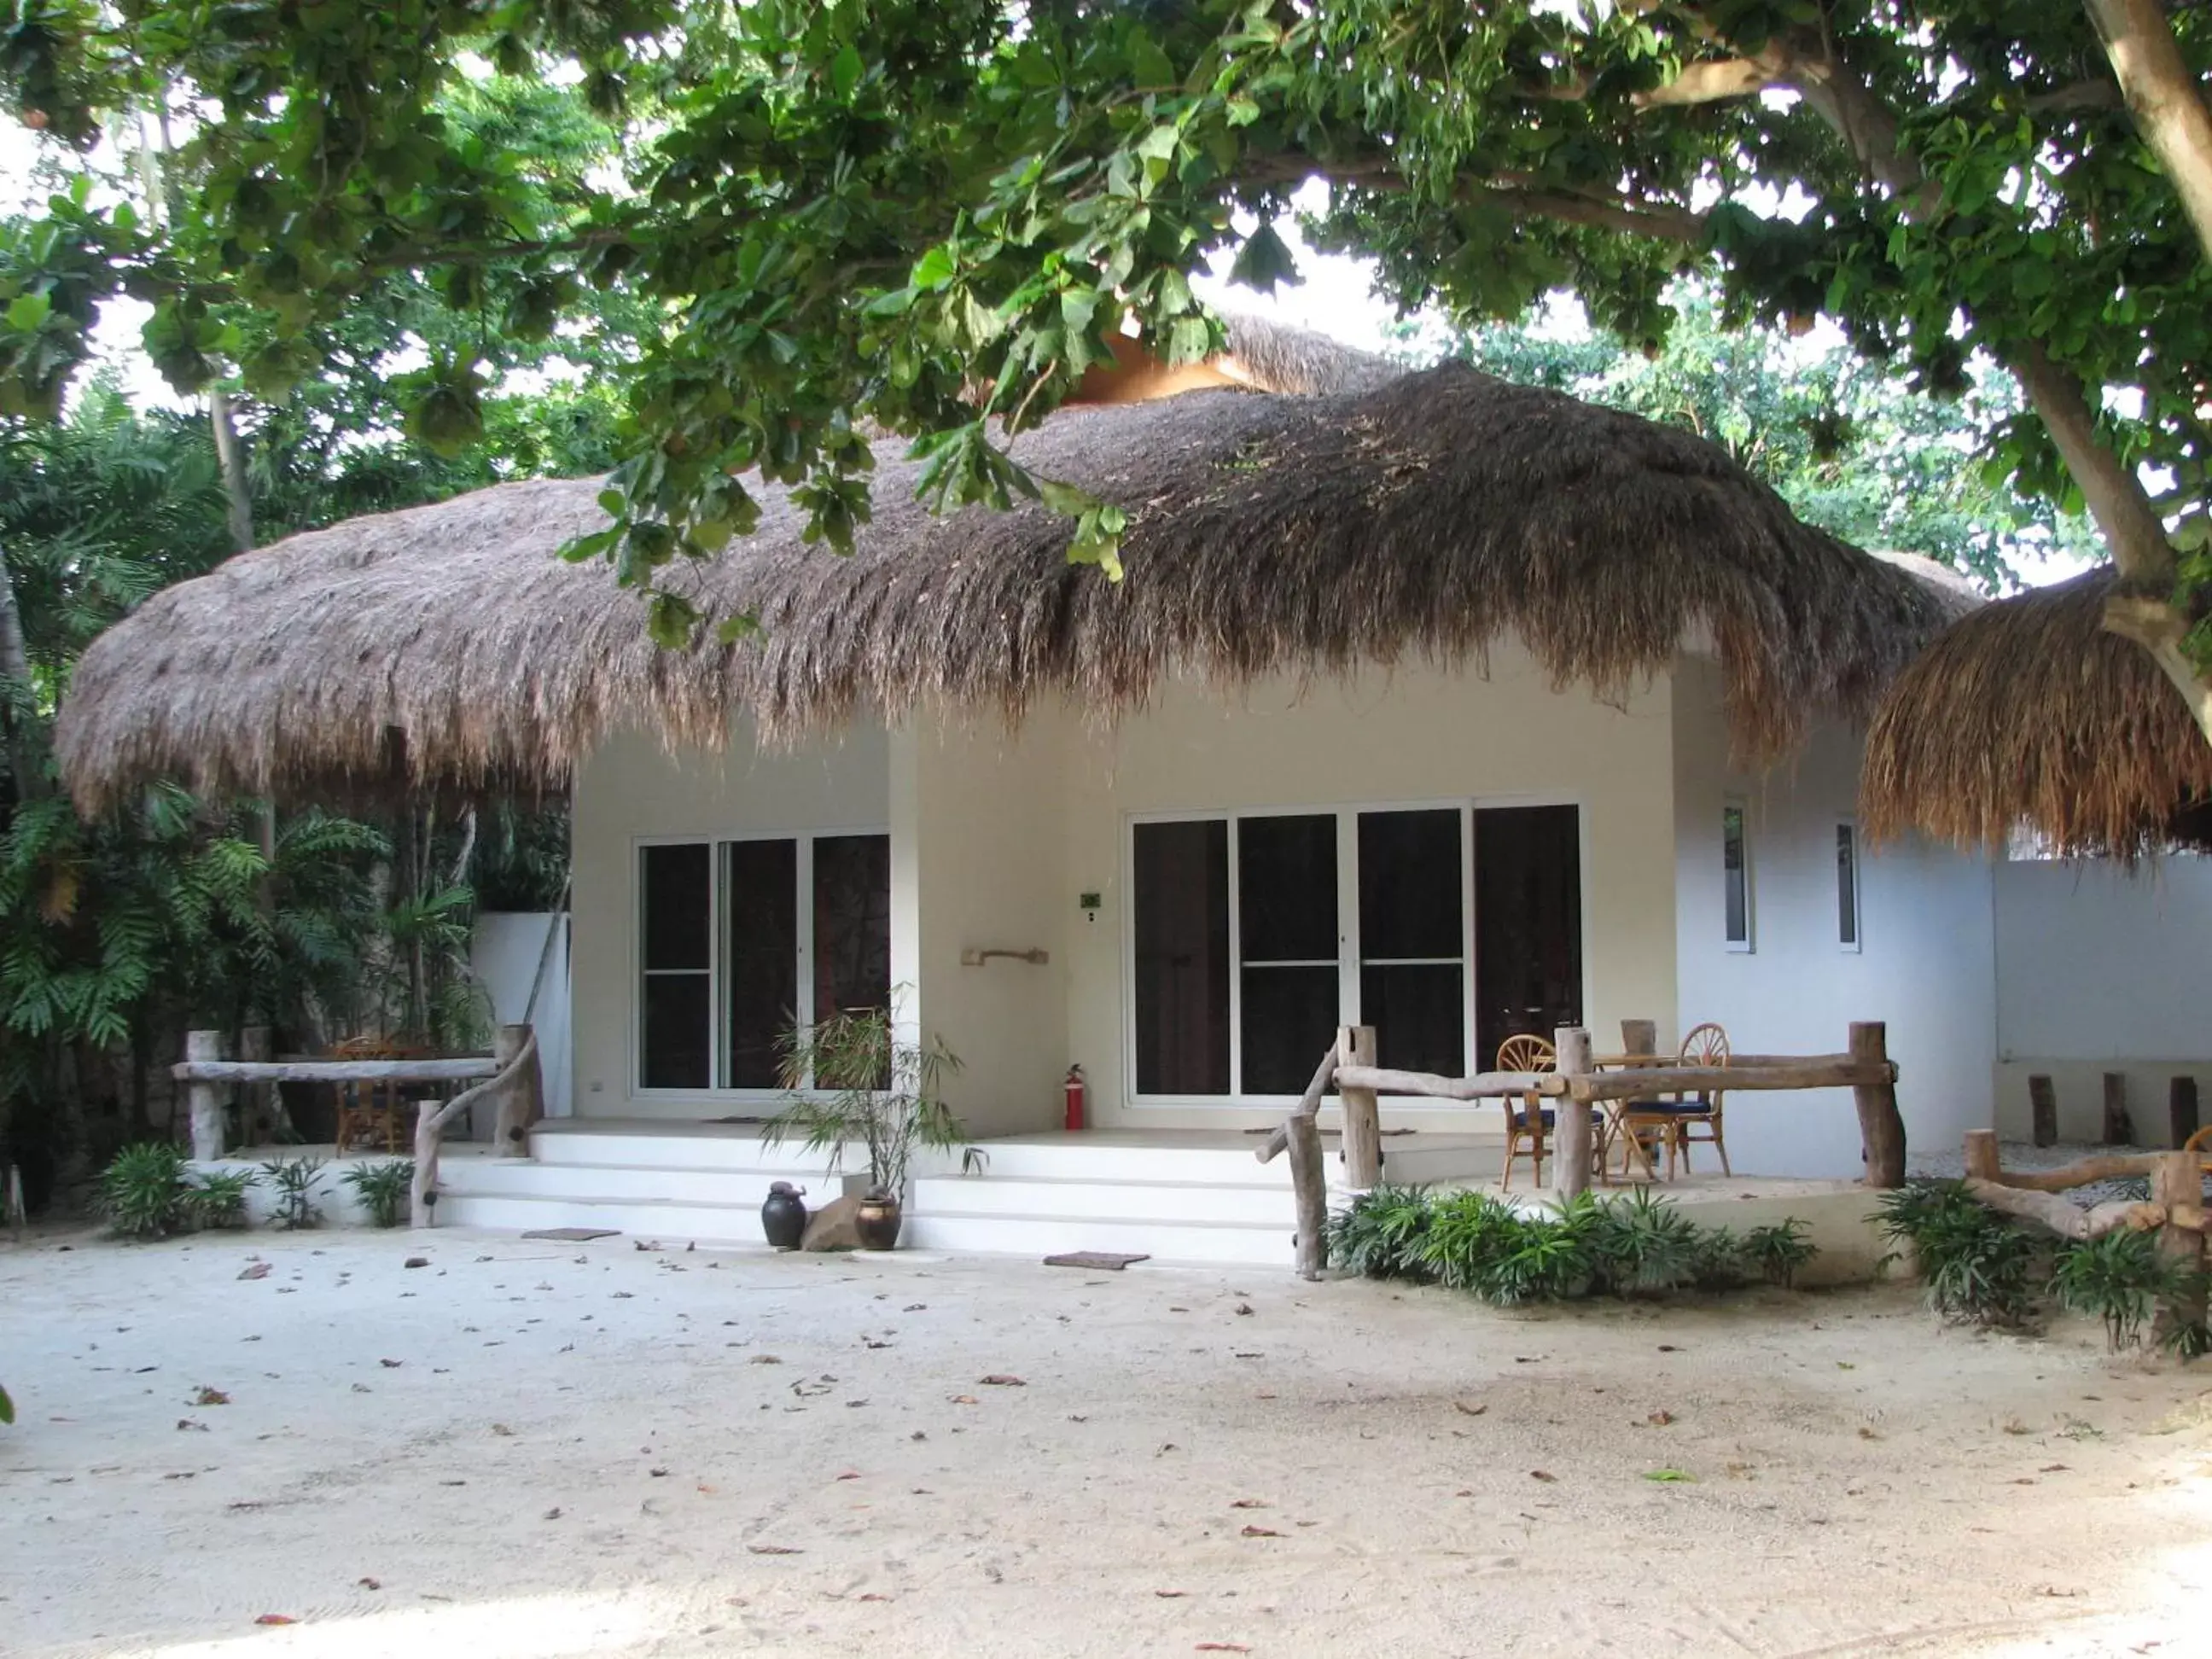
0, 1382, 13, 1423
257, 1155, 327, 1231
341, 1159, 414, 1229
763, 1006, 977, 1198
1324, 1181, 1436, 1282
95, 1140, 192, 1238
2050, 1229, 2177, 1353
1741, 1220, 1819, 1290
183, 1167, 256, 1231
1873, 1180, 2045, 1330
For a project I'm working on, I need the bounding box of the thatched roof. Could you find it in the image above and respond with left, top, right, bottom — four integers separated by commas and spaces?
58, 319, 1969, 812
1862, 566, 2212, 858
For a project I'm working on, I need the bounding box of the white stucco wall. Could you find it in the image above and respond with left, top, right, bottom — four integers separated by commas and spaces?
469, 911, 573, 1120
893, 713, 1071, 1138
568, 723, 890, 1119
1062, 649, 1680, 1131
1991, 856, 2212, 1144
1672, 658, 1996, 1178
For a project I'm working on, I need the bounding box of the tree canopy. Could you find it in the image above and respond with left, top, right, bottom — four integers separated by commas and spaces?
1, 3, 2208, 679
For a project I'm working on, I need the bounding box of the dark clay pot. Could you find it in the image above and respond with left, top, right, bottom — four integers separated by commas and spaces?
760, 1181, 808, 1250
854, 1191, 903, 1251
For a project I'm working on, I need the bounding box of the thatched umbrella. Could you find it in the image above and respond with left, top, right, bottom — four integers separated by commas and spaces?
57, 321, 1966, 812
1862, 566, 2212, 858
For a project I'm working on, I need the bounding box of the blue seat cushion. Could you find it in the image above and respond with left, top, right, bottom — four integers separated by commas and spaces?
1621, 1100, 1711, 1115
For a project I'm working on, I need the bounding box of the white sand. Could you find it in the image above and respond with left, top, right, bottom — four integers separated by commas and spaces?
4, 1224, 2212, 1659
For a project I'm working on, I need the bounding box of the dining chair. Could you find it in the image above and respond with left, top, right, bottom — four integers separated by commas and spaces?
1610, 1023, 1732, 1179
1495, 1033, 1557, 1190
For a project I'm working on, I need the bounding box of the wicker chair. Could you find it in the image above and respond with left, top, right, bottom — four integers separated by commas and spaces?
332, 1036, 430, 1155
1496, 1033, 1557, 1190
1615, 1022, 1732, 1179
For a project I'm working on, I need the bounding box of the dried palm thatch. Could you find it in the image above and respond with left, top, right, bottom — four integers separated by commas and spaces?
59, 329, 1965, 812
1862, 567, 2212, 859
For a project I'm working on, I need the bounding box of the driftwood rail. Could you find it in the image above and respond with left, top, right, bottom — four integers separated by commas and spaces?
1266, 1022, 1907, 1280
1959, 1127, 2209, 1341
175, 1025, 545, 1227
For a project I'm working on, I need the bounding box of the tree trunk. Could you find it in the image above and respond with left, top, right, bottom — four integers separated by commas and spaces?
2084, 0, 2212, 269
209, 391, 254, 555
0, 534, 47, 801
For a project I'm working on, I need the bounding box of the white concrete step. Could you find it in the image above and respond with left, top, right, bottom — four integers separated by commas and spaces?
911, 1173, 1295, 1225
528, 1123, 828, 1173
902, 1209, 1295, 1266
432, 1190, 777, 1245
446, 1158, 844, 1208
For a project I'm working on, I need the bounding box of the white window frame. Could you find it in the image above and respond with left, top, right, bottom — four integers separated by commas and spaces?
1721, 796, 1755, 954
1121, 795, 1588, 1108
631, 824, 890, 1100
1835, 818, 1863, 953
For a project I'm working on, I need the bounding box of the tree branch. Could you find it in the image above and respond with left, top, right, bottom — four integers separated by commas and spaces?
2103, 591, 2212, 747
2083, 0, 2212, 265
2012, 341, 2177, 585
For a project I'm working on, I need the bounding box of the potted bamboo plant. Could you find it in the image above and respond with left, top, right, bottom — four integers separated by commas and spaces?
763, 1004, 978, 1249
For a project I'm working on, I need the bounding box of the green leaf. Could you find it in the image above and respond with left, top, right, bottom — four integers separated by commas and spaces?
1227, 222, 1300, 294
830, 44, 864, 100
911, 246, 958, 291
5, 292, 52, 331
1642, 1469, 1695, 1482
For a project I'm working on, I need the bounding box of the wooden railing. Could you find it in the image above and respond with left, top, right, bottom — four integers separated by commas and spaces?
1959, 1127, 2209, 1338
1260, 1021, 1907, 1280
173, 1022, 545, 1227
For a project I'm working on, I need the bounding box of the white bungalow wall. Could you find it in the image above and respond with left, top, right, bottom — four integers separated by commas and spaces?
1670, 655, 1996, 1178
1991, 855, 2212, 1143
568, 720, 891, 1120
1060, 649, 1679, 1132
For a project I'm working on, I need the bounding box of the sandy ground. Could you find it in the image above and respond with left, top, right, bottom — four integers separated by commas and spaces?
5, 1227, 2212, 1659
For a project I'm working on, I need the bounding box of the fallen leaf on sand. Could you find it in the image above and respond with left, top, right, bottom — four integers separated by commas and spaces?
1239, 1524, 1282, 1539
859, 1592, 891, 1602
543, 1507, 562, 1520
1858, 1427, 1881, 1441
1647, 1410, 1676, 1427
1529, 1470, 1557, 1483
237, 1262, 271, 1280
1230, 1499, 1268, 1510
1453, 1488, 1474, 1497
380, 1359, 402, 1369
1234, 1303, 1254, 1315
1643, 1469, 1695, 1483
948, 1394, 979, 1405
1196, 1644, 1251, 1653
253, 1615, 295, 1627
749, 1355, 783, 1365
358, 1577, 381, 1591
2040, 1463, 2069, 1473
492, 1423, 514, 1437
1656, 1344, 1679, 1353
836, 1470, 862, 1481
980, 1374, 1026, 1387
403, 1257, 428, 1269
1154, 1590, 1188, 1598
1455, 1400, 1487, 1417
192, 1387, 230, 1406
747, 1544, 803, 1556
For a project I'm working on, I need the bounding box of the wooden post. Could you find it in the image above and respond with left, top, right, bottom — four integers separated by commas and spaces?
238, 1025, 279, 1143
2102, 1073, 2133, 1146
1555, 1026, 1595, 1196
1963, 1127, 2002, 1182
2151, 1148, 2207, 1349
1287, 1112, 1329, 1280
2172, 1077, 2200, 1150
5, 1162, 23, 1243
490, 1023, 542, 1156
185, 1030, 225, 1163
1849, 1022, 1906, 1189
410, 1099, 440, 1228
2029, 1075, 2058, 1148
1619, 1019, 1657, 1060
1336, 1026, 1382, 1190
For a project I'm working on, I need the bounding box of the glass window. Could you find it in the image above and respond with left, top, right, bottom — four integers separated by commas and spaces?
1132, 820, 1231, 1095
1238, 815, 1340, 1094
1472, 805, 1582, 1066
1359, 809, 1464, 1075
639, 843, 713, 1089
1837, 822, 1861, 950
725, 839, 798, 1089
637, 831, 890, 1092
1722, 800, 1752, 951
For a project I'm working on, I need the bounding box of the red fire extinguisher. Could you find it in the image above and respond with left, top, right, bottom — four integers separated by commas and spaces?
1063, 1064, 1087, 1133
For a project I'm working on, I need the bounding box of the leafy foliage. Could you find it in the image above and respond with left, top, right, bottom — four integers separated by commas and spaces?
1329, 1185, 1818, 1307
340, 1159, 414, 1229
1873, 1180, 2044, 1330
182, 1167, 256, 1231
762, 1004, 978, 1198
95, 1139, 192, 1238
2, 0, 2202, 661
2049, 1228, 2170, 1352
257, 1156, 327, 1231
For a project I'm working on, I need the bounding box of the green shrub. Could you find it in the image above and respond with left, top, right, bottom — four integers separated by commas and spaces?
1873, 1180, 2042, 1329
1743, 1219, 1818, 1289
258, 1156, 328, 1230
1324, 1184, 1437, 1282
341, 1160, 414, 1228
1325, 1185, 1818, 1308
97, 1143, 194, 1239
2050, 1229, 2176, 1352
0, 1382, 12, 1424
183, 1169, 257, 1231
